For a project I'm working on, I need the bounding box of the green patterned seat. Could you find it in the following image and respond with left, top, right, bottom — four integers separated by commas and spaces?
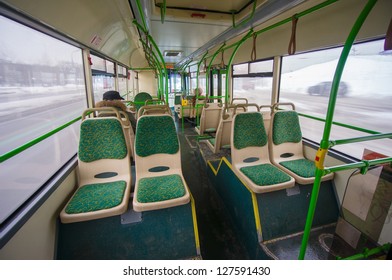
60, 115, 131, 223
133, 115, 190, 211
270, 106, 333, 184
134, 92, 152, 112
65, 181, 126, 214
280, 158, 316, 178
240, 164, 291, 186
136, 115, 179, 157
231, 112, 295, 193
233, 112, 267, 149
272, 110, 302, 145
137, 175, 186, 203
208, 138, 216, 146
79, 118, 127, 162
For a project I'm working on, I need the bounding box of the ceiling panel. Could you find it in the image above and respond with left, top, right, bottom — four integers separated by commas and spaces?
150, 19, 230, 63
154, 0, 254, 14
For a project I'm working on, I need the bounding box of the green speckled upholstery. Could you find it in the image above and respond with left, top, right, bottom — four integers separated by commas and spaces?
208, 138, 216, 146
134, 92, 152, 112
240, 164, 291, 186
136, 115, 179, 157
205, 127, 216, 133
137, 174, 186, 203
234, 113, 267, 150
272, 111, 302, 145
280, 158, 315, 178
65, 181, 126, 214
79, 118, 127, 162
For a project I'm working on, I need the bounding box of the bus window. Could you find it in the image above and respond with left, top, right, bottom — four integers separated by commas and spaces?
232, 59, 273, 105
117, 65, 128, 98
280, 39, 392, 159
190, 72, 206, 95
0, 16, 87, 224
91, 54, 115, 102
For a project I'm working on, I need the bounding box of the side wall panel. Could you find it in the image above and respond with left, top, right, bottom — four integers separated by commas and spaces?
0, 170, 77, 260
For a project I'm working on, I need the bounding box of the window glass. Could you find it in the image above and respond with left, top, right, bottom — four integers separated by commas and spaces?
0, 16, 86, 224
233, 77, 272, 105
190, 73, 206, 95
92, 75, 115, 102
249, 60, 273, 73
90, 55, 106, 71
170, 72, 182, 92
221, 72, 226, 98
280, 39, 392, 158
232, 59, 274, 106
106, 60, 114, 74
117, 65, 126, 76
118, 76, 128, 97
233, 63, 248, 75
212, 72, 218, 96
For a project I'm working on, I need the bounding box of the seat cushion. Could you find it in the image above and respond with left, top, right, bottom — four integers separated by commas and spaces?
137, 174, 186, 203
65, 181, 126, 214
240, 163, 291, 186
208, 138, 216, 146
205, 127, 217, 133
280, 158, 315, 178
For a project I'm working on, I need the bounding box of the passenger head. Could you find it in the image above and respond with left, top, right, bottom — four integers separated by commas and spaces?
103, 90, 124, 101
194, 87, 203, 96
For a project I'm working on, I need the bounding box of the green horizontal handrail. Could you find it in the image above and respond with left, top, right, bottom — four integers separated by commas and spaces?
338, 243, 391, 260
324, 157, 392, 175
297, 112, 383, 135
0, 116, 82, 163
231, 0, 257, 29
329, 133, 392, 147
129, 67, 156, 71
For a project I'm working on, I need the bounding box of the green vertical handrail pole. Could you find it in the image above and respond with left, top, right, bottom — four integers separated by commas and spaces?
133, 20, 168, 103
138, 38, 163, 98
206, 43, 226, 98
158, 0, 166, 24
181, 61, 192, 96
156, 69, 162, 100
195, 51, 209, 126
225, 29, 254, 106
135, 0, 148, 31
165, 68, 169, 104
196, 51, 209, 92
298, 0, 378, 260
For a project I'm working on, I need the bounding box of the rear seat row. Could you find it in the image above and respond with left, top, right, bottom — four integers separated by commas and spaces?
60, 101, 187, 224
199, 101, 334, 193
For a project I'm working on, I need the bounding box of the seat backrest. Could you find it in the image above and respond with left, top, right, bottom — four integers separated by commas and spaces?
269, 109, 304, 160
78, 117, 130, 185
137, 104, 172, 118
134, 92, 152, 112
135, 115, 181, 176
211, 108, 233, 153
84, 107, 135, 159
198, 102, 222, 135
231, 111, 270, 165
